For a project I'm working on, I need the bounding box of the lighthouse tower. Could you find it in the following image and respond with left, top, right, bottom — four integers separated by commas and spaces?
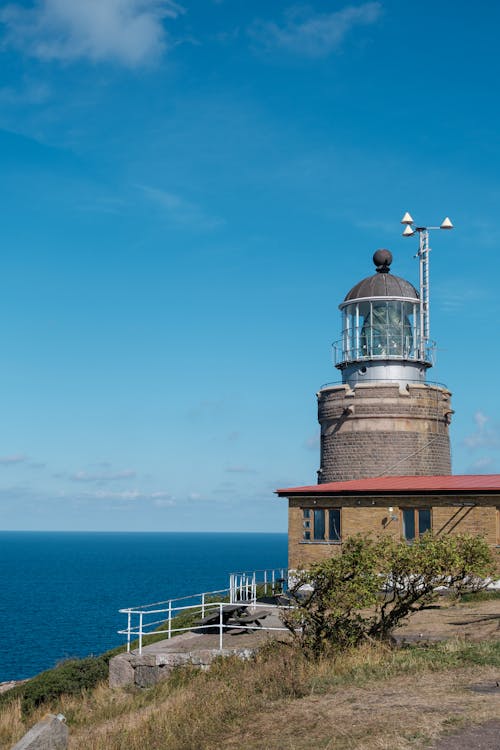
317, 224, 453, 483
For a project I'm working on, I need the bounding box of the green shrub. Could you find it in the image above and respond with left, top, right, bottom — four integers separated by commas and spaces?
283, 533, 495, 657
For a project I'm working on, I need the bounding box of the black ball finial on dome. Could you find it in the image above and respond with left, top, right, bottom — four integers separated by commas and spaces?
373, 248, 392, 274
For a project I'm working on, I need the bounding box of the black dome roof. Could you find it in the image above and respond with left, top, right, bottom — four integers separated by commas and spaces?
344, 273, 419, 301
344, 249, 419, 301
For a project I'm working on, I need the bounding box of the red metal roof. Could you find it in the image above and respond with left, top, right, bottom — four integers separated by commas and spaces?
275, 474, 500, 496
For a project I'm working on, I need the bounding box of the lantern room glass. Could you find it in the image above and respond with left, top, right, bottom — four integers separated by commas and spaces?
341, 299, 421, 362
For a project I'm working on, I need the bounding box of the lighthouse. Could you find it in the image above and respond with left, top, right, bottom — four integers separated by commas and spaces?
277, 216, 500, 571
317, 217, 454, 483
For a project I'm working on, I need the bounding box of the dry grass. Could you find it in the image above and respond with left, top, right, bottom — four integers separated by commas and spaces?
2, 596, 500, 750
2, 638, 500, 750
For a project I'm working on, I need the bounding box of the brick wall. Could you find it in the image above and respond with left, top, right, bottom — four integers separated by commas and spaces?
287, 495, 500, 570
317, 383, 452, 482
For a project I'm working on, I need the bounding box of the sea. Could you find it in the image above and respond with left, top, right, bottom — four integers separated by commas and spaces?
0, 531, 288, 682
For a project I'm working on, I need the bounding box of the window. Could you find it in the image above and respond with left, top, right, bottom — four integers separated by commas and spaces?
302, 509, 311, 540
314, 509, 325, 540
329, 509, 341, 541
402, 508, 431, 541
301, 507, 341, 542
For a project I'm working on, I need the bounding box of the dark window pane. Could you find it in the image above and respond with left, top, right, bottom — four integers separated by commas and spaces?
418, 509, 431, 535
314, 509, 325, 540
329, 509, 341, 541
303, 520, 310, 528
303, 509, 310, 519
403, 509, 415, 540
303, 531, 310, 541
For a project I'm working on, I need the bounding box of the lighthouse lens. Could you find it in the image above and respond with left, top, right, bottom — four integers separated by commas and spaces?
360, 301, 413, 358
340, 300, 422, 364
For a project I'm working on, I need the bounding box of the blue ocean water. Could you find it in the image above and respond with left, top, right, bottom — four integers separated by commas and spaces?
0, 531, 287, 681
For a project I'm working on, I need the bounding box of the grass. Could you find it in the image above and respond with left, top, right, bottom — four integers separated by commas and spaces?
459, 589, 500, 603
2, 638, 500, 749
0, 600, 218, 717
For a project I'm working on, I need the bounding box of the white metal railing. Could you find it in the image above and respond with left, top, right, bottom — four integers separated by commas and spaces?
118, 600, 293, 655
229, 567, 287, 603
118, 567, 288, 655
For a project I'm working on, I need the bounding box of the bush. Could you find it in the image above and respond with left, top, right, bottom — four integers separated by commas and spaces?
283, 533, 495, 657
0, 656, 109, 716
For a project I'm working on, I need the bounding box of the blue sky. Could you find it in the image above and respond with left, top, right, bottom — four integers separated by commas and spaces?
0, 0, 499, 531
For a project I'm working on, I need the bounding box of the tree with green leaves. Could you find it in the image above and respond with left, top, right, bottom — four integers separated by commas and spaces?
282, 533, 495, 657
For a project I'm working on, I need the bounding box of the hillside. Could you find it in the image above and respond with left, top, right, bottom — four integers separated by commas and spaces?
2, 595, 500, 750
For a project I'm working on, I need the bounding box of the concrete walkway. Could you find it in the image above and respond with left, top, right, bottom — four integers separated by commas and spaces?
141, 606, 286, 654
109, 605, 288, 688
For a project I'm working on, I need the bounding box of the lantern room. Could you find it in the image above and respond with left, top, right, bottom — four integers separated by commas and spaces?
334, 249, 432, 388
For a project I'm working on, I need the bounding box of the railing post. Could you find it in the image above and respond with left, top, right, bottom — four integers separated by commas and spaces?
168, 600, 172, 639
272, 569, 275, 594
126, 611, 131, 653
264, 570, 268, 595
239, 575, 243, 601
139, 612, 143, 655
252, 572, 256, 604
202, 592, 205, 618
219, 603, 223, 652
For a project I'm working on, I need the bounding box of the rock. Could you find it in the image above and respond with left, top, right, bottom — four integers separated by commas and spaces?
109, 646, 258, 689
108, 654, 135, 688
11, 713, 68, 750
134, 665, 162, 688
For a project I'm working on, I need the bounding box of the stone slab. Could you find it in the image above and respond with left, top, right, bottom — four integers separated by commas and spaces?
11, 714, 68, 750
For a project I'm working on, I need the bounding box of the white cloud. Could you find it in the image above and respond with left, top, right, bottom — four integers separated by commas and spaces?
139, 185, 224, 231
79, 488, 174, 504
467, 456, 496, 472
249, 2, 382, 58
475, 411, 489, 431
0, 454, 27, 465
70, 469, 137, 482
0, 0, 185, 67
462, 410, 500, 451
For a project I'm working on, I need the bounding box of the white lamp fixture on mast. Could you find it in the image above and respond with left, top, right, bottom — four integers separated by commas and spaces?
400, 212, 453, 361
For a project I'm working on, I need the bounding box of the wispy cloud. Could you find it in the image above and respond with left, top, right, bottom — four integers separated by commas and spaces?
139, 185, 224, 231
187, 399, 225, 418
78, 488, 174, 505
249, 2, 382, 58
70, 469, 137, 482
466, 456, 497, 474
0, 80, 51, 106
435, 280, 487, 313
0, 0, 185, 67
463, 410, 496, 449
225, 465, 257, 474
303, 432, 320, 451
0, 454, 27, 465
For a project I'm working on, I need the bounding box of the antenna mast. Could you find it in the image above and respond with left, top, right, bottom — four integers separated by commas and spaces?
401, 213, 453, 362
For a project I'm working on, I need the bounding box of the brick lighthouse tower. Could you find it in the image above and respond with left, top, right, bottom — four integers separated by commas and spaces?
317, 215, 454, 483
